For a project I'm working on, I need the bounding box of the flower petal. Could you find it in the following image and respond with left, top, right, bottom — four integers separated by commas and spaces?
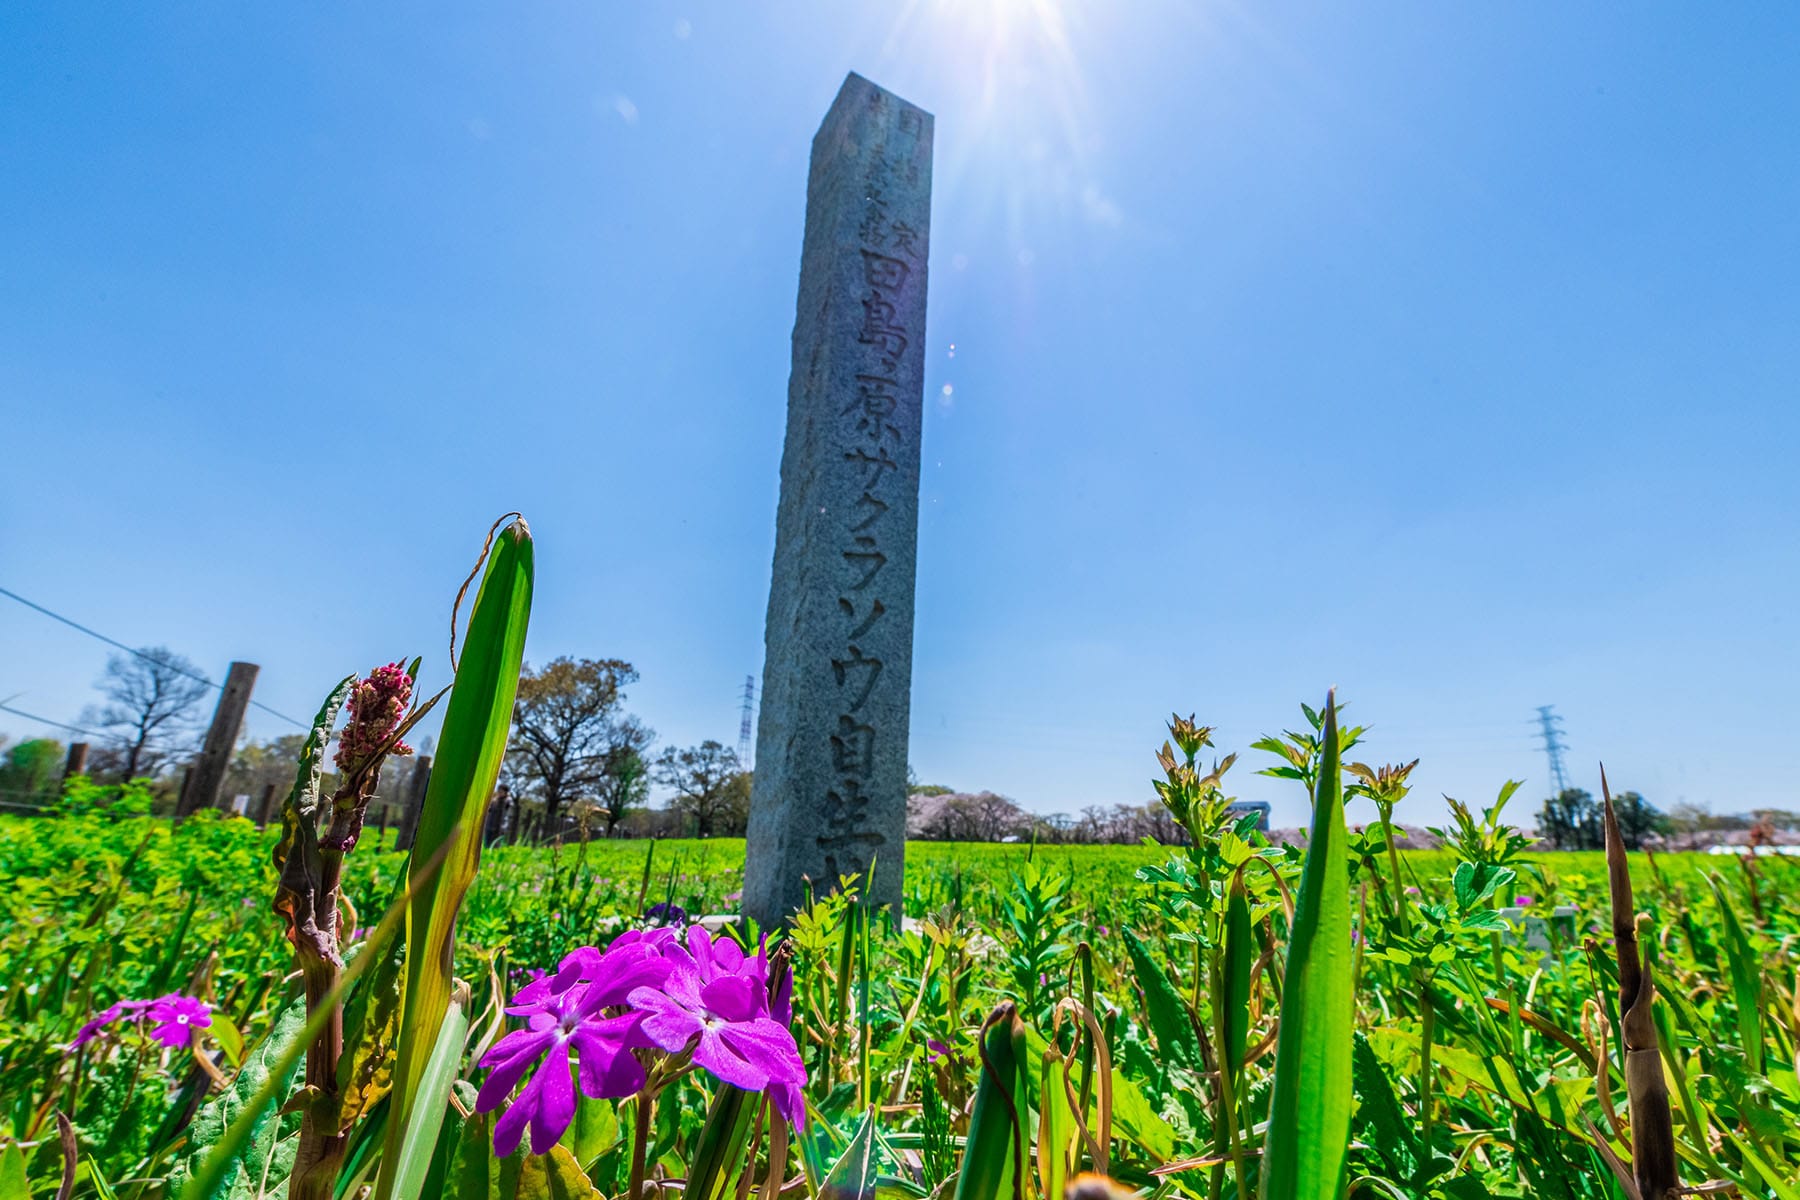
528, 1041, 577, 1155
700, 974, 766, 1025
476, 1028, 556, 1114
692, 1025, 771, 1091
629, 986, 705, 1053
571, 1013, 649, 1099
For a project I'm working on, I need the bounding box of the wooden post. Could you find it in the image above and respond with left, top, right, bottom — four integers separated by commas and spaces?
176, 661, 260, 818
257, 782, 280, 827
396, 754, 431, 852
484, 783, 511, 846
63, 742, 89, 782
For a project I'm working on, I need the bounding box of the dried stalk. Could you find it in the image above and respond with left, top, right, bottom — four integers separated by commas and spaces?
1603, 766, 1680, 1200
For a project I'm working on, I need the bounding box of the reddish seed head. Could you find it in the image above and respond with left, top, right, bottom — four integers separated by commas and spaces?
336, 661, 414, 772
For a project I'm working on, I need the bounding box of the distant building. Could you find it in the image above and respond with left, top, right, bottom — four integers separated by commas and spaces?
1227, 801, 1271, 833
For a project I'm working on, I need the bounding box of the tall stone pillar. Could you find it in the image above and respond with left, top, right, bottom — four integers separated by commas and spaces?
744, 73, 933, 925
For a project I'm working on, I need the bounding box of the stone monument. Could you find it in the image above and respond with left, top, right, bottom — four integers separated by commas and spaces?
743, 73, 933, 925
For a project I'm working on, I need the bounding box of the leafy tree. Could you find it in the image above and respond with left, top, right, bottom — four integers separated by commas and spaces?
593, 731, 653, 836
506, 657, 649, 840
1537, 787, 1602, 850
82, 647, 212, 779
1610, 789, 1666, 850
653, 740, 743, 838
0, 737, 65, 807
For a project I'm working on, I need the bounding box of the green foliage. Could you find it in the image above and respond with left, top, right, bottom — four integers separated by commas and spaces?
2, 679, 1796, 1200
0, 736, 64, 805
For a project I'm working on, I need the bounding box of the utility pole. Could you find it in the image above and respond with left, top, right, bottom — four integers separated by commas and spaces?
737, 675, 756, 767
397, 754, 432, 852
177, 662, 259, 818
1534, 705, 1571, 797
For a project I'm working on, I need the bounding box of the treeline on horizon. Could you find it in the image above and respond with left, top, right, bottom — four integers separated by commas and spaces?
5, 646, 1794, 850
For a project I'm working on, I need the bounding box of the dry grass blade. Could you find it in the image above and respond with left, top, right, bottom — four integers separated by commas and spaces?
1603, 765, 1680, 1200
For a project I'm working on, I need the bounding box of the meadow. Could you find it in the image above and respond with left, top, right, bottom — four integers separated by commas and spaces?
3, 812, 1795, 1199
1, 518, 1795, 1200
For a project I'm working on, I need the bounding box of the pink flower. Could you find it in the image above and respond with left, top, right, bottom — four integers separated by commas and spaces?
476, 938, 673, 1156
335, 662, 414, 772
68, 994, 210, 1052
1515, 894, 1536, 908
146, 995, 211, 1049
629, 928, 807, 1126
67, 1000, 151, 1051
926, 1038, 951, 1063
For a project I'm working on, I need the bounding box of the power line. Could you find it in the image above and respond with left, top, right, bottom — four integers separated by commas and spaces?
1533, 705, 1570, 796
0, 584, 307, 729
0, 702, 104, 739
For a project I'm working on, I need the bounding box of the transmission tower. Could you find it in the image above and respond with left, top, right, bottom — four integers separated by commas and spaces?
737, 675, 757, 767
1534, 705, 1571, 797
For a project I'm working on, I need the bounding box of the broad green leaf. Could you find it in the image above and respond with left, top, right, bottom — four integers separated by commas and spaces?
1350, 1033, 1416, 1182
1123, 927, 1202, 1075
1261, 691, 1354, 1200
167, 993, 307, 1200
1107, 1066, 1177, 1161
378, 519, 534, 1200
819, 1108, 878, 1200
0, 1141, 28, 1200
571, 1096, 619, 1173
1429, 1044, 1590, 1135
209, 1011, 246, 1069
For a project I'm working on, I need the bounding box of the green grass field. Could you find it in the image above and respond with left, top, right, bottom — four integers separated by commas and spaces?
3, 807, 1795, 1199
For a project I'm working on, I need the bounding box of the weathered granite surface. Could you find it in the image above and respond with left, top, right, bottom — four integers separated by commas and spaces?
744, 73, 933, 925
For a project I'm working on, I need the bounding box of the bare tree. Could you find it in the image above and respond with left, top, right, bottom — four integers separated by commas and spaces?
83, 647, 212, 779
506, 657, 644, 840
654, 740, 744, 838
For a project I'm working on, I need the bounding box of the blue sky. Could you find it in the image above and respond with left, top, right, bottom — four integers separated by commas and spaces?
3, 3, 1796, 827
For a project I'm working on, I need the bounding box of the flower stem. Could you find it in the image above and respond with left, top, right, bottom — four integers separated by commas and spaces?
1416, 973, 1436, 1158
629, 1087, 657, 1200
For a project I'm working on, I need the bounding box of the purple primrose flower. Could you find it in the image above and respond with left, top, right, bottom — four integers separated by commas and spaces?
629, 927, 807, 1126
67, 999, 151, 1051
146, 994, 212, 1048
475, 936, 673, 1156
476, 925, 809, 1158
68, 994, 210, 1052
